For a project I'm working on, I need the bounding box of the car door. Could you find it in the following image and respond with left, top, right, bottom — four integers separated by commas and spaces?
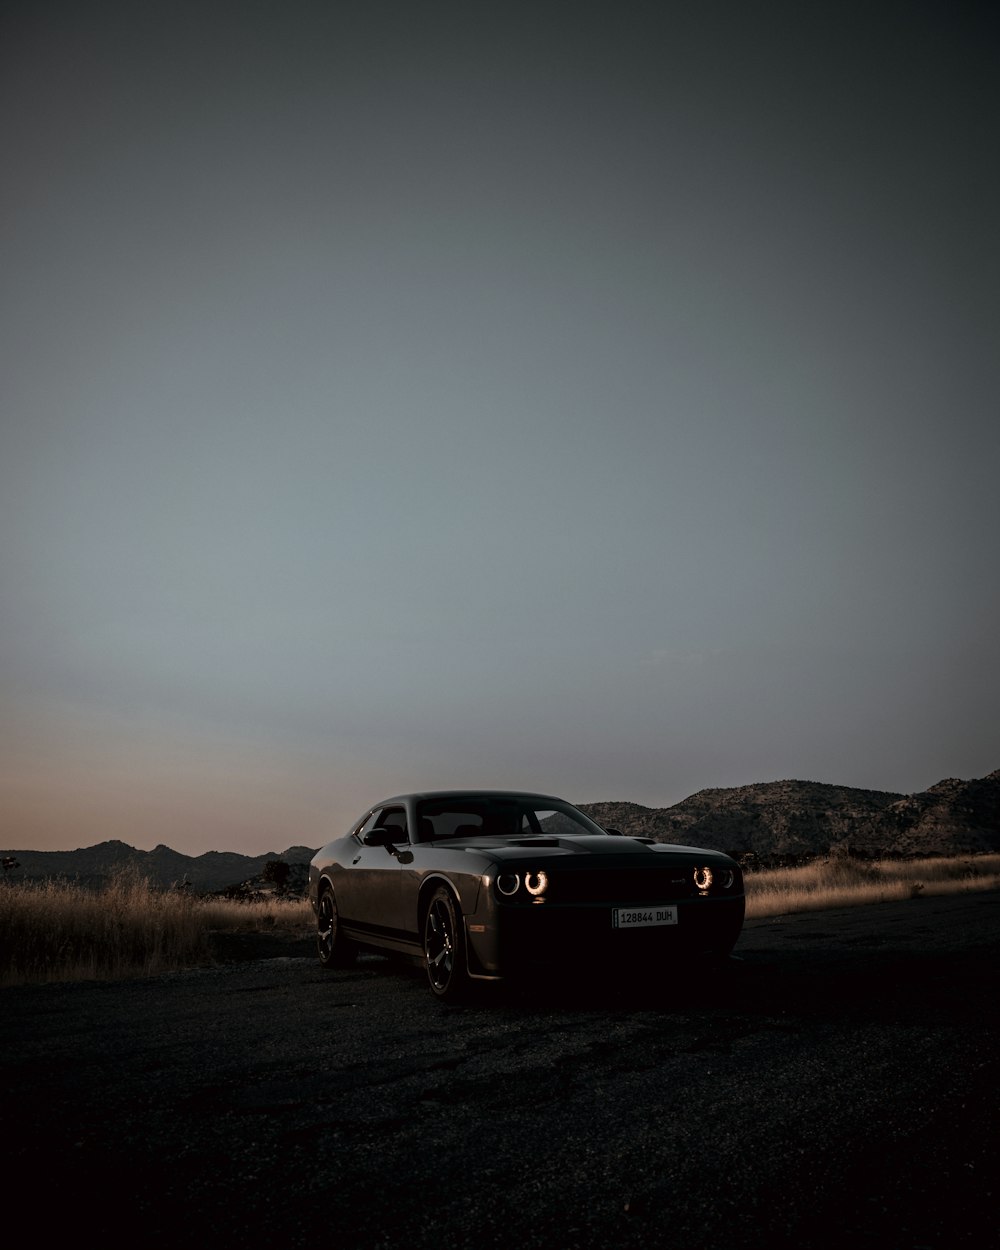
336, 806, 408, 942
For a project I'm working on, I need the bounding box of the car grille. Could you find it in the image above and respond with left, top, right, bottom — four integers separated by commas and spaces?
546, 866, 700, 905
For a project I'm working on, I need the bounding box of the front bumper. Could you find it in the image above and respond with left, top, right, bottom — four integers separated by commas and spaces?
464, 894, 745, 978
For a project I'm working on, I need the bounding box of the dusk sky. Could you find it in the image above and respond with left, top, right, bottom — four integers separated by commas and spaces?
3, 2, 998, 856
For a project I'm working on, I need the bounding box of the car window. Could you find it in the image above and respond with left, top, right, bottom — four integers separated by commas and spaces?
374, 807, 408, 841
355, 811, 380, 839
533, 809, 590, 837
415, 798, 604, 840
355, 808, 408, 843
420, 810, 483, 839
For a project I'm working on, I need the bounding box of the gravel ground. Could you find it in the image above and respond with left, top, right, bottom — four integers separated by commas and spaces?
2, 892, 997, 1249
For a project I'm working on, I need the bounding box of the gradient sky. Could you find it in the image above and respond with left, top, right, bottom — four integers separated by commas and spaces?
2, 2, 998, 855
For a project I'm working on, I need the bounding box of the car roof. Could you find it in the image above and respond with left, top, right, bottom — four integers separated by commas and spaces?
374, 790, 568, 806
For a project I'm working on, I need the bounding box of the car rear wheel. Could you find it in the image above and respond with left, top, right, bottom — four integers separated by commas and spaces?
316, 885, 356, 969
423, 887, 469, 1001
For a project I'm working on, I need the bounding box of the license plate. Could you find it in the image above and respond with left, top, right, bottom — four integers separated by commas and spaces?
612, 905, 678, 929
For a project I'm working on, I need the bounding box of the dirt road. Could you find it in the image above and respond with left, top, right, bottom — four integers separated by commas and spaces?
2, 892, 997, 1249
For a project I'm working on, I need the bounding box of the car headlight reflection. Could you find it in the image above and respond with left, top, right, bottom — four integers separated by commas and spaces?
524, 870, 548, 897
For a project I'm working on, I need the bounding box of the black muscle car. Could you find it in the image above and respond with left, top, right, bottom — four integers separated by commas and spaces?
309, 790, 745, 999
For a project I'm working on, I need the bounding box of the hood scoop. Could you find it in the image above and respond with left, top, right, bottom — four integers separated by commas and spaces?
508, 837, 561, 848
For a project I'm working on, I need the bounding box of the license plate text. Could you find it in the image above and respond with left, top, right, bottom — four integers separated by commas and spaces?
612, 906, 678, 929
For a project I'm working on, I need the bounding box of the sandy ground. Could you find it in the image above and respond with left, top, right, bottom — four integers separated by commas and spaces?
1, 891, 997, 1249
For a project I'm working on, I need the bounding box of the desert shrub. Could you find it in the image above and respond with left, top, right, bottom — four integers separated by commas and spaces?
261, 859, 291, 892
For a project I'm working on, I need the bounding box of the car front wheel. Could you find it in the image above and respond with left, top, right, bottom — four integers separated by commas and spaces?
423, 887, 469, 1001
316, 885, 356, 969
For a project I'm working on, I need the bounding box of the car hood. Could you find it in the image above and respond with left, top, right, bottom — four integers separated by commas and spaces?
424, 835, 735, 862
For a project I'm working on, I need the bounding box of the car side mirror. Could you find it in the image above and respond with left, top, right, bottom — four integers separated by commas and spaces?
363, 827, 401, 854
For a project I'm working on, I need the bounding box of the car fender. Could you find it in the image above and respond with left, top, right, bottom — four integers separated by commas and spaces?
416, 869, 480, 928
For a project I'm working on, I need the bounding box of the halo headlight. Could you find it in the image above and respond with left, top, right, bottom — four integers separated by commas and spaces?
524, 870, 548, 897
496, 872, 520, 897
693, 866, 713, 892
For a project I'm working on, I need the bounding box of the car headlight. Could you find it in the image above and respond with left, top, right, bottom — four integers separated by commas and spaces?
718, 868, 735, 890
693, 866, 713, 892
524, 870, 548, 897
493, 869, 549, 900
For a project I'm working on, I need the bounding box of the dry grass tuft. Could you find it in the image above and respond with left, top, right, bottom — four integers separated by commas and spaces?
744, 853, 1000, 919
0, 868, 312, 986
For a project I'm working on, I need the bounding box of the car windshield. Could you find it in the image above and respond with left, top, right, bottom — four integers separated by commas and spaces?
415, 797, 606, 842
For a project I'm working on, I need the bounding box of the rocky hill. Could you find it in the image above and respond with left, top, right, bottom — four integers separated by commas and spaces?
581, 770, 1000, 859
870, 772, 1000, 857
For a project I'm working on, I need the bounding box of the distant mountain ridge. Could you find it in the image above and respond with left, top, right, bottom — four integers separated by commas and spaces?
0, 840, 317, 893
3, 770, 998, 887
581, 770, 1000, 859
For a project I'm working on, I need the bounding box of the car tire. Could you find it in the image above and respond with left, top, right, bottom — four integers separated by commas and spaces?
316, 885, 356, 969
423, 886, 469, 1001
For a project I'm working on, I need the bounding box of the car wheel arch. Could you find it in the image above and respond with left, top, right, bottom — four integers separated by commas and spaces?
315, 877, 357, 968
417, 874, 462, 933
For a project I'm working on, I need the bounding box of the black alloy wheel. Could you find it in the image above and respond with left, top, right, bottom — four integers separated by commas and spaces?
423, 887, 468, 1000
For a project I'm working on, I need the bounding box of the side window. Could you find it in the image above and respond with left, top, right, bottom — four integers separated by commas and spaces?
355, 811, 380, 841
374, 806, 408, 842
355, 808, 409, 843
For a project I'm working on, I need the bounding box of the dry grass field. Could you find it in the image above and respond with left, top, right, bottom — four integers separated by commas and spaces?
2, 854, 998, 986
0, 868, 312, 987
744, 852, 1000, 918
